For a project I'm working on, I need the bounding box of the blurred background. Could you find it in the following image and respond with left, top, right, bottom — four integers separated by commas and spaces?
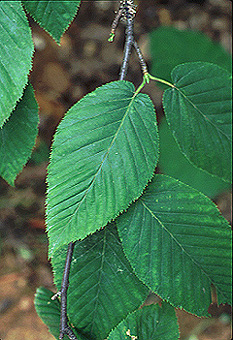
0, 1, 232, 339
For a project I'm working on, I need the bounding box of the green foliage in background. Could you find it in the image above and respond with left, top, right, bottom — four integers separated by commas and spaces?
0, 2, 232, 340
29, 140, 50, 165
150, 26, 232, 84
158, 118, 230, 198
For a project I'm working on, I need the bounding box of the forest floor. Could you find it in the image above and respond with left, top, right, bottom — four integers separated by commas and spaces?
0, 1, 232, 339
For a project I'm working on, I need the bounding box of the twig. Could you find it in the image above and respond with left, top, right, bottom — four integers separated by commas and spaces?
108, 7, 123, 42
59, 241, 77, 340
56, 2, 147, 339
109, 1, 139, 80
64, 325, 79, 340
119, 5, 135, 80
133, 40, 148, 75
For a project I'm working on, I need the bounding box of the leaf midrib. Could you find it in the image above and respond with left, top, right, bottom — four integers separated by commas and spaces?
140, 199, 228, 299
66, 89, 138, 227
173, 80, 231, 142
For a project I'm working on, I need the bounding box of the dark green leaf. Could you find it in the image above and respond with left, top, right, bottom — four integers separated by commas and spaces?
34, 287, 88, 340
163, 62, 232, 182
52, 223, 148, 340
29, 140, 50, 165
150, 26, 232, 84
117, 175, 232, 317
47, 81, 159, 255
108, 302, 179, 340
0, 1, 34, 126
23, 0, 81, 43
158, 118, 230, 198
0, 85, 39, 185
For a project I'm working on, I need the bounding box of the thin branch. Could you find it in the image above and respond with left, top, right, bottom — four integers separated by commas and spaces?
56, 3, 148, 340
119, 13, 134, 80
59, 241, 77, 340
109, 7, 124, 42
133, 40, 148, 75
64, 325, 79, 340
110, 1, 138, 80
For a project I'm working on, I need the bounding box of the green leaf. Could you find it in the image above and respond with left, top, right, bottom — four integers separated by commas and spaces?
117, 175, 232, 317
47, 81, 159, 255
23, 0, 81, 43
108, 302, 179, 340
52, 223, 148, 340
163, 62, 232, 183
29, 139, 50, 165
158, 118, 230, 198
0, 84, 39, 186
34, 287, 88, 340
150, 26, 232, 84
0, 1, 34, 127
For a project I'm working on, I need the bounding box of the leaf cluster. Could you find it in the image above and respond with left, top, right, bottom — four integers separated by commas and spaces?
0, 0, 81, 184
0, 2, 232, 340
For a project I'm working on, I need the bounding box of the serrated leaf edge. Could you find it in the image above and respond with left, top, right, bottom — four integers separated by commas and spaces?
117, 174, 232, 317
0, 83, 39, 186
46, 80, 159, 256
0, 3, 34, 127
22, 0, 81, 44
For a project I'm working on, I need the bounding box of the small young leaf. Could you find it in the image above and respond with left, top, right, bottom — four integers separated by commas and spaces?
108, 302, 179, 340
150, 26, 232, 84
117, 175, 232, 317
163, 62, 232, 183
34, 287, 87, 340
52, 223, 148, 340
23, 0, 81, 43
0, 85, 39, 186
0, 1, 34, 126
158, 118, 230, 198
47, 81, 159, 255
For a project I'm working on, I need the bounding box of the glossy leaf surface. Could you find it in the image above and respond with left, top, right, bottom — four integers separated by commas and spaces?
0, 1, 34, 126
47, 81, 159, 255
52, 223, 148, 340
117, 175, 232, 316
150, 26, 232, 84
23, 0, 81, 43
163, 62, 232, 182
108, 302, 179, 340
0, 85, 39, 185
